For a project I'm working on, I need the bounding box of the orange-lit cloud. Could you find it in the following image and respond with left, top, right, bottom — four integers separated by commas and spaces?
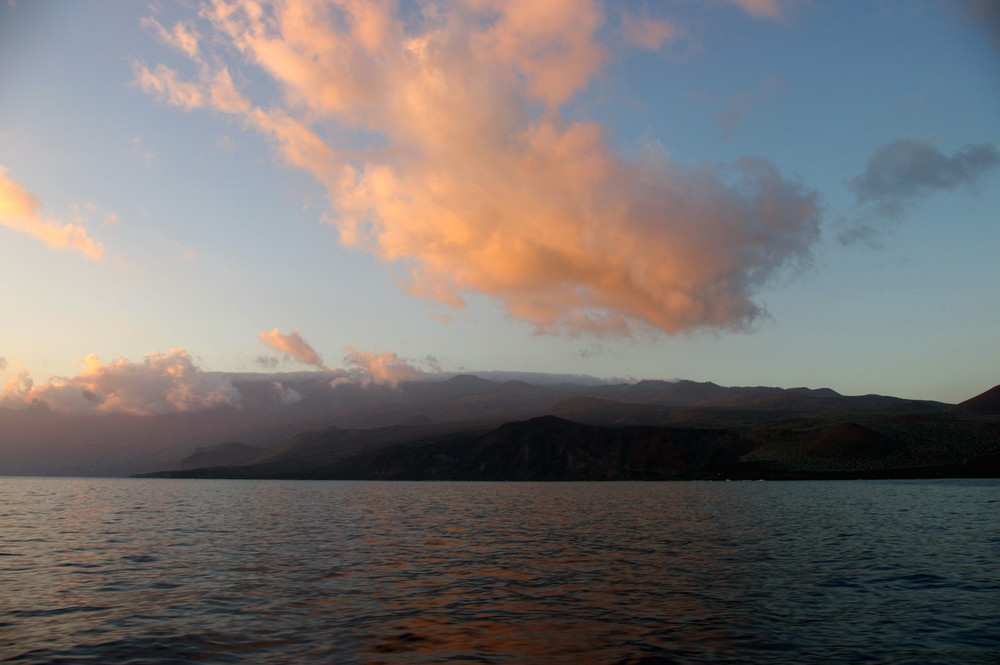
0, 165, 105, 260
138, 1, 820, 336
0, 350, 240, 415
341, 347, 424, 387
141, 16, 201, 58
255, 327, 430, 386
259, 328, 327, 368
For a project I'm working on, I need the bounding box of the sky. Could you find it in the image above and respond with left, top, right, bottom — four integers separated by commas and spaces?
1, 0, 998, 413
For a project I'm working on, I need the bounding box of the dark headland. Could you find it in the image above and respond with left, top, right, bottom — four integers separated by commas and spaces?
133, 379, 1000, 481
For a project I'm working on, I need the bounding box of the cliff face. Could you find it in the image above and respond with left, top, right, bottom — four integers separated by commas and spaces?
182, 441, 261, 469
331, 416, 748, 481
146, 411, 1000, 481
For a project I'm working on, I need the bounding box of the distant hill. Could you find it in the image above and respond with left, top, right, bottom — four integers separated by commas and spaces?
143, 410, 1000, 481
182, 441, 262, 470
2, 373, 995, 479
956, 384, 1000, 415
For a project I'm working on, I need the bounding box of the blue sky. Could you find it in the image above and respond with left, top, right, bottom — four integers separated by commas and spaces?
1, 0, 998, 409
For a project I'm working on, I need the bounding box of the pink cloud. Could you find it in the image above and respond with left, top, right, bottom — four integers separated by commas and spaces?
0, 341, 434, 414
341, 347, 424, 387
138, 1, 819, 337
259, 328, 327, 368
0, 165, 105, 260
1, 350, 240, 415
141, 16, 201, 58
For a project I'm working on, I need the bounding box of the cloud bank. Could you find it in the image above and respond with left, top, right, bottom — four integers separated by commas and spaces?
0, 165, 105, 260
0, 349, 241, 415
138, 0, 820, 336
1, 338, 434, 414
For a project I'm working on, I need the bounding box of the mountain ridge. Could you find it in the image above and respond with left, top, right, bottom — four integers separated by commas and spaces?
2, 376, 996, 478
144, 409, 1000, 481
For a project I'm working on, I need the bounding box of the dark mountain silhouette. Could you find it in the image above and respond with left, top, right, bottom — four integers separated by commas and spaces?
317, 416, 749, 481
956, 384, 1000, 415
143, 408, 1000, 481
182, 441, 262, 469
2, 373, 996, 479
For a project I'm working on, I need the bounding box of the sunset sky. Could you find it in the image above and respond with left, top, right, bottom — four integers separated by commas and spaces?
1, 0, 998, 411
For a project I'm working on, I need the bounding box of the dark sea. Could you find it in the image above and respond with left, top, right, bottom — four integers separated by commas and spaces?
1, 478, 997, 665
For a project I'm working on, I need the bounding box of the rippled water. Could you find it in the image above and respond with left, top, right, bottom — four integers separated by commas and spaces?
1, 478, 998, 664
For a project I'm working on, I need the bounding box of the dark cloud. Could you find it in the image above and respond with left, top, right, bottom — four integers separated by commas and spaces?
850, 138, 1000, 217
835, 222, 885, 249
576, 343, 607, 359
453, 371, 615, 386
254, 355, 280, 369
963, 0, 1000, 53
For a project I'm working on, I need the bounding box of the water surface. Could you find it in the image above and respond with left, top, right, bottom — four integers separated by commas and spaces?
1, 478, 997, 664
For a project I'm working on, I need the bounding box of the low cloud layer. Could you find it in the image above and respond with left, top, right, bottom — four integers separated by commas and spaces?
850, 139, 1000, 217
0, 349, 241, 415
1, 338, 436, 414
259, 328, 327, 368
138, 0, 820, 336
0, 165, 105, 260
270, 381, 304, 404
339, 347, 425, 387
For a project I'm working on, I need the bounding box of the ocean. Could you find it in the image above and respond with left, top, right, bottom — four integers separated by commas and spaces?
1, 477, 998, 664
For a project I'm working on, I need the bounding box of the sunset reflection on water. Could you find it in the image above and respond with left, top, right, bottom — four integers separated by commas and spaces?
2, 478, 998, 664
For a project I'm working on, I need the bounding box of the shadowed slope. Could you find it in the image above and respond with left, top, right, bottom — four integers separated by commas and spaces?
956, 384, 1000, 414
